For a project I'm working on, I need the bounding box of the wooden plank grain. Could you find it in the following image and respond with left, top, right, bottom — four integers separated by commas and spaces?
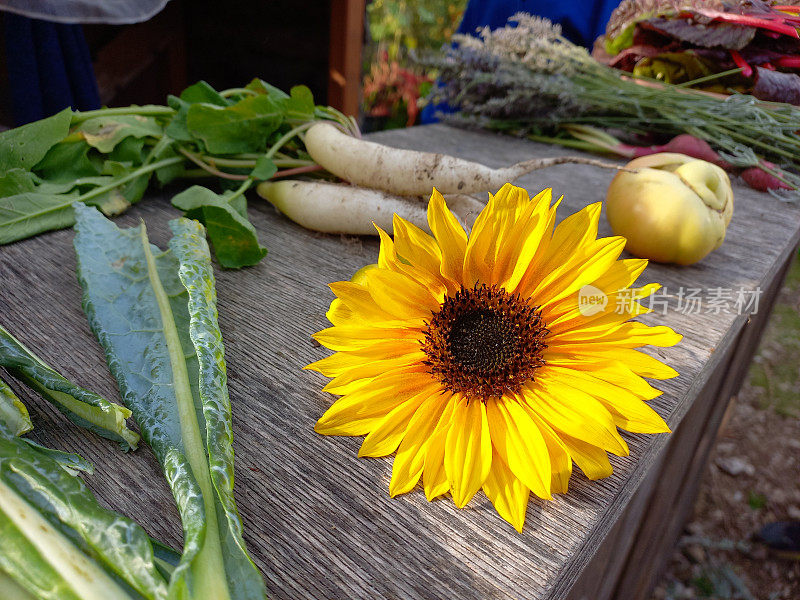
0, 124, 799, 599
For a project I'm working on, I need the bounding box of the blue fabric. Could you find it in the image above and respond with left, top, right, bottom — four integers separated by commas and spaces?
4, 13, 100, 125
456, 0, 618, 47
421, 0, 617, 123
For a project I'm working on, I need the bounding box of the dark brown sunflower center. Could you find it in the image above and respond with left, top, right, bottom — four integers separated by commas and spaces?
421, 284, 548, 401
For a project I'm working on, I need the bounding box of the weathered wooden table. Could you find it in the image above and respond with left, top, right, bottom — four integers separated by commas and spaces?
1, 125, 799, 600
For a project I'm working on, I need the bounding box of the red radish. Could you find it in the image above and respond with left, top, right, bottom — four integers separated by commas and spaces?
651, 135, 733, 170
740, 161, 793, 191
625, 135, 733, 170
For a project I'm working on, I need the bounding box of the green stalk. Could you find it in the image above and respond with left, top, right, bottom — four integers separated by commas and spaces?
71, 105, 175, 124
177, 148, 249, 181
264, 122, 315, 159
77, 157, 185, 203
526, 134, 609, 152
139, 225, 231, 600
0, 378, 31, 436
220, 88, 258, 98
676, 67, 744, 88
0, 479, 130, 600
198, 156, 256, 168
226, 177, 254, 202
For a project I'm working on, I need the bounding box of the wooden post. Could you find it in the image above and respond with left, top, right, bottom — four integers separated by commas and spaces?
328, 0, 366, 117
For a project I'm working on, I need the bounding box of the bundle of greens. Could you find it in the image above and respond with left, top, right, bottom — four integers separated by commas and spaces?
0, 79, 356, 268
430, 13, 800, 196
0, 324, 139, 449
73, 204, 266, 600
596, 0, 800, 104
0, 336, 177, 599
0, 421, 175, 600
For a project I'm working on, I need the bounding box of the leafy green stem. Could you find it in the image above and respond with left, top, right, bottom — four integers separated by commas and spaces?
177, 148, 250, 181
219, 88, 258, 98
227, 177, 254, 202
71, 105, 175, 124
0, 479, 131, 600
139, 224, 232, 600
197, 156, 256, 168
76, 157, 185, 203
676, 67, 745, 88
264, 122, 315, 159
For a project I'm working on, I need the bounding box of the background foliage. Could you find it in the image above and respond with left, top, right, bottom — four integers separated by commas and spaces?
362, 0, 467, 130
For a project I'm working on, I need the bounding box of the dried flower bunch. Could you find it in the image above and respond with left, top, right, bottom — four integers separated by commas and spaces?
430, 13, 800, 196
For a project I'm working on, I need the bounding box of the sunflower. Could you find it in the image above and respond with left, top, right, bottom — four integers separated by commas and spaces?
307, 183, 681, 531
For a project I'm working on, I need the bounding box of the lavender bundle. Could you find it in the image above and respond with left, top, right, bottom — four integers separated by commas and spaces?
430, 13, 800, 195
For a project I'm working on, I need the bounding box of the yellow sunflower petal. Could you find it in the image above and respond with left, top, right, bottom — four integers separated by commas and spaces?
427, 189, 467, 287
499, 189, 554, 292
326, 297, 354, 327
315, 367, 430, 436
529, 202, 602, 286
364, 269, 440, 319
565, 347, 679, 380
544, 280, 658, 333
422, 409, 452, 501
550, 322, 682, 349
376, 225, 398, 270
550, 201, 602, 250
312, 324, 421, 352
533, 236, 627, 308
486, 396, 551, 500
525, 409, 572, 494
543, 354, 664, 400
559, 432, 614, 480
393, 213, 442, 267
509, 196, 562, 295
484, 184, 530, 256
377, 226, 448, 297
389, 393, 453, 497
523, 377, 629, 457
543, 366, 670, 434
444, 398, 492, 508
462, 196, 499, 287
328, 281, 400, 325
321, 351, 427, 395
359, 385, 436, 457
482, 449, 530, 532
305, 352, 354, 377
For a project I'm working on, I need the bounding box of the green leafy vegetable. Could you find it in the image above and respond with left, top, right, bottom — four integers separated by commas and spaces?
0, 170, 36, 196
187, 95, 283, 154
0, 192, 80, 244
0, 569, 37, 600
171, 185, 267, 269
74, 204, 266, 600
0, 378, 31, 436
0, 424, 168, 600
0, 108, 72, 172
78, 115, 164, 154
0, 79, 356, 268
0, 324, 139, 450
35, 139, 103, 183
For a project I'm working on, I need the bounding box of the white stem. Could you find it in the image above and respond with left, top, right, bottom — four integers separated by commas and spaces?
0, 479, 128, 600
